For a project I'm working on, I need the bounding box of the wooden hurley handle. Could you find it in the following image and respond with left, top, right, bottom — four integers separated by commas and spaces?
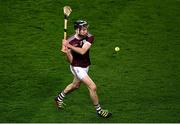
64, 19, 67, 39
61, 19, 68, 53
61, 6, 72, 53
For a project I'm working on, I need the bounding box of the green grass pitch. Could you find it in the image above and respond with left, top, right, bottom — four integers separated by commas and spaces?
0, 0, 180, 122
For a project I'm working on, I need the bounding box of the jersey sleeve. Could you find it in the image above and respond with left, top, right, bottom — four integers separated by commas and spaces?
87, 35, 94, 44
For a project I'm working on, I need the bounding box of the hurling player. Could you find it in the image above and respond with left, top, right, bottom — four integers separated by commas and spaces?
55, 20, 112, 118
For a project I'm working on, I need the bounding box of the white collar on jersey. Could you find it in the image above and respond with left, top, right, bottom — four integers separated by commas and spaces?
74, 34, 80, 40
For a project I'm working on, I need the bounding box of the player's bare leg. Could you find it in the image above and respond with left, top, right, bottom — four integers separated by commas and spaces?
55, 77, 81, 109
81, 75, 98, 105
64, 77, 81, 94
81, 75, 112, 118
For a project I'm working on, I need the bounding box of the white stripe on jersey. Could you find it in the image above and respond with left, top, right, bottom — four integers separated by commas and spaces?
83, 40, 92, 45
87, 33, 92, 37
67, 34, 76, 42
67, 33, 93, 43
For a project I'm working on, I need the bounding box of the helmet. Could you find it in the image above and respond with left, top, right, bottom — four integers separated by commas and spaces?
74, 20, 89, 29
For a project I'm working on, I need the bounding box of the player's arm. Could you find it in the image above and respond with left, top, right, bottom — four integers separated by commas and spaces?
68, 42, 91, 55
66, 49, 73, 63
62, 39, 73, 63
63, 39, 91, 55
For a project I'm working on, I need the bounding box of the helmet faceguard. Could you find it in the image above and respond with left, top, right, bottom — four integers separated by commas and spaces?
74, 20, 89, 38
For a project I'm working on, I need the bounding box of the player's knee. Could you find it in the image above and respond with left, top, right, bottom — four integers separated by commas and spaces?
73, 82, 80, 89
90, 84, 97, 91
75, 84, 80, 89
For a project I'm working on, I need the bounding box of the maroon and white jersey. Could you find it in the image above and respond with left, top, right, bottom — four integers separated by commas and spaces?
67, 33, 94, 67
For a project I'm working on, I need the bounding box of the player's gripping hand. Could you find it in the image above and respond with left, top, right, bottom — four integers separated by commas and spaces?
61, 39, 68, 53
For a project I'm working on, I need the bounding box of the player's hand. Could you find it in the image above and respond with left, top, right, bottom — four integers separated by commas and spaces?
61, 39, 68, 53
62, 39, 71, 48
62, 39, 68, 46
